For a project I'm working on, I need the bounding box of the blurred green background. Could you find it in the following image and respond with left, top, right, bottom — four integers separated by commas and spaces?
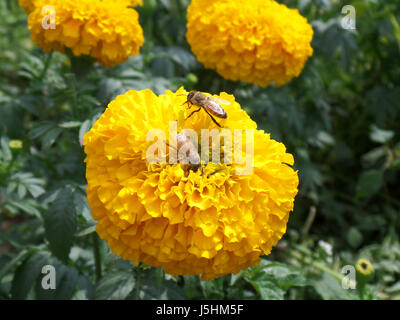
0, 0, 399, 300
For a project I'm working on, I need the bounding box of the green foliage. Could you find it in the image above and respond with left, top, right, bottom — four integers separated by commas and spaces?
1, 0, 399, 300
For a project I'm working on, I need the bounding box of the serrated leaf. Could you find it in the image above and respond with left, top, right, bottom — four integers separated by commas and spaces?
6, 199, 41, 217
249, 277, 284, 300
44, 187, 77, 262
11, 252, 49, 299
0, 249, 30, 281
42, 127, 63, 149
27, 184, 46, 198
17, 184, 27, 199
263, 264, 309, 288
244, 269, 284, 300
94, 271, 135, 300
313, 273, 357, 300
29, 123, 54, 140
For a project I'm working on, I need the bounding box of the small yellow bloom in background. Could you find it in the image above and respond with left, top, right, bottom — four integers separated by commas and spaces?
186, 0, 314, 88
9, 140, 23, 150
25, 0, 144, 67
355, 258, 374, 284
83, 88, 299, 280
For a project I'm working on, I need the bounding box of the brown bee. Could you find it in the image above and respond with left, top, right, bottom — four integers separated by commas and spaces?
183, 90, 230, 128
167, 133, 201, 172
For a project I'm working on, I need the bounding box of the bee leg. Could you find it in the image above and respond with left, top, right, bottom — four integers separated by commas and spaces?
185, 107, 202, 120
181, 100, 191, 109
203, 108, 223, 128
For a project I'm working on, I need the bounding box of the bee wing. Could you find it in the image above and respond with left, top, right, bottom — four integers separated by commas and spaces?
210, 96, 231, 105
206, 99, 227, 116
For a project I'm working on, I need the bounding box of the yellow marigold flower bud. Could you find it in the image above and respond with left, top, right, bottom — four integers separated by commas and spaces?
355, 258, 374, 284
186, 0, 314, 88
26, 0, 144, 67
9, 140, 23, 150
83, 88, 299, 280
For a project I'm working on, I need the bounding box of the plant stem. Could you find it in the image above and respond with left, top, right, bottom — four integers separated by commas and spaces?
301, 205, 317, 241
40, 51, 54, 79
135, 263, 142, 300
288, 249, 343, 282
92, 233, 102, 282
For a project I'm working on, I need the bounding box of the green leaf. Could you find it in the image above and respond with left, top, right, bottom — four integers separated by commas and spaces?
361, 147, 387, 167
29, 122, 54, 140
263, 263, 309, 288
79, 120, 92, 146
369, 125, 394, 144
248, 276, 284, 300
73, 188, 92, 221
183, 275, 200, 299
0, 249, 30, 282
8, 172, 46, 199
244, 269, 284, 300
75, 224, 96, 237
5, 199, 42, 218
42, 127, 63, 149
166, 46, 197, 71
11, 252, 49, 299
59, 121, 82, 129
94, 271, 135, 300
356, 170, 384, 198
0, 137, 12, 162
347, 227, 363, 249
44, 187, 77, 262
138, 276, 186, 300
313, 273, 357, 300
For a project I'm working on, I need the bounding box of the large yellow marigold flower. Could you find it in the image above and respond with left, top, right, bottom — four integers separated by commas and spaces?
83, 88, 299, 280
26, 0, 144, 67
186, 0, 314, 88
